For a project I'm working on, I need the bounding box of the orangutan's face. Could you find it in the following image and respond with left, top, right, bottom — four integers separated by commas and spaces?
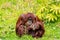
25, 17, 33, 26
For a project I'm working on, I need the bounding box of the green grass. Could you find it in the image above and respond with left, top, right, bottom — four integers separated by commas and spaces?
0, 0, 60, 40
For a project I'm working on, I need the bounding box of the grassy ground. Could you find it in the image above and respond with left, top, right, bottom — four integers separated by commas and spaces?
0, 0, 60, 40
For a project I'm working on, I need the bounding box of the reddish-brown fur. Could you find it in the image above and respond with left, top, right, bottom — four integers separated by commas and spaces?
16, 13, 45, 38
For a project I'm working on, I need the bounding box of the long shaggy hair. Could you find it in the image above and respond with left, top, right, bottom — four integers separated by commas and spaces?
16, 13, 45, 38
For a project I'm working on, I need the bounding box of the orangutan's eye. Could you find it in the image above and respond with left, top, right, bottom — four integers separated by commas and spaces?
28, 17, 33, 22
28, 17, 32, 20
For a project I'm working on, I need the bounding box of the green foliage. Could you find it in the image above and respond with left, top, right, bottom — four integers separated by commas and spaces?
0, 0, 60, 40
36, 1, 60, 22
36, 6, 46, 19
46, 14, 57, 22
50, 4, 60, 17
